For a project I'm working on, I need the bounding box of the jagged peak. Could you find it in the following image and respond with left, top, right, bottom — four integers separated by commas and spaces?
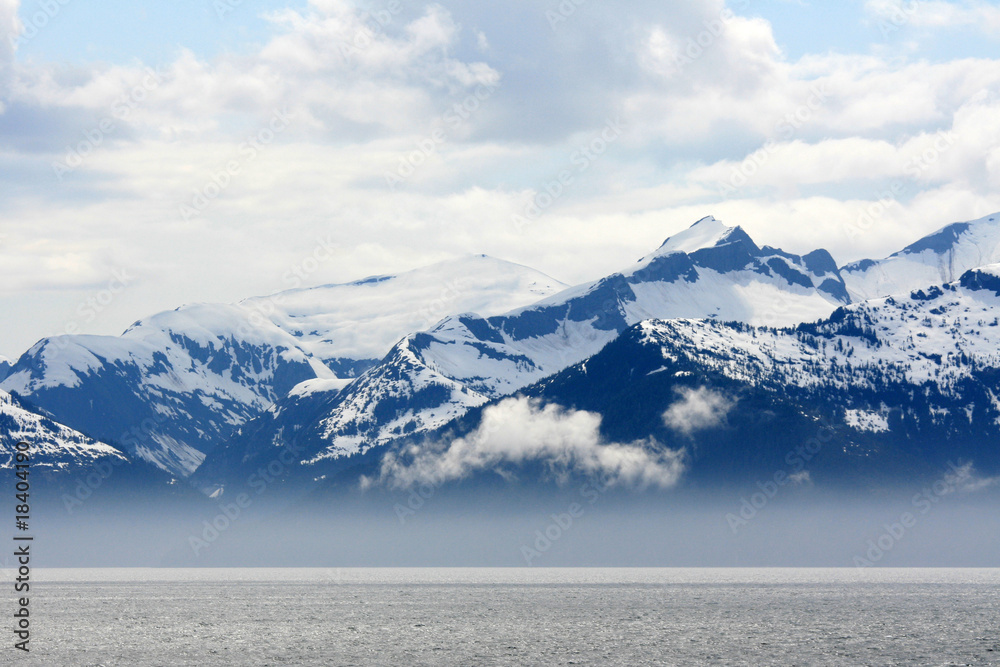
635, 216, 760, 266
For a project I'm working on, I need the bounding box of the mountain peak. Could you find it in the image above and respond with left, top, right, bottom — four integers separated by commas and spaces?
651, 216, 757, 259
893, 212, 999, 258
842, 212, 1000, 301
656, 216, 729, 255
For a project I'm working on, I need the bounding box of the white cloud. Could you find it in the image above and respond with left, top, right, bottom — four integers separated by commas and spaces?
3, 0, 1000, 356
4, 1, 500, 141
686, 90, 1000, 190
662, 387, 734, 436
372, 397, 687, 490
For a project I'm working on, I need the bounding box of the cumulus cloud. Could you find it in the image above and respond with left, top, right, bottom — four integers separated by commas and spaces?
662, 387, 734, 436
372, 397, 687, 490
4, 0, 1000, 357
1, 0, 500, 147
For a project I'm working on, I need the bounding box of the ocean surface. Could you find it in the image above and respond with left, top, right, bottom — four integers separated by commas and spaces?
9, 568, 1000, 665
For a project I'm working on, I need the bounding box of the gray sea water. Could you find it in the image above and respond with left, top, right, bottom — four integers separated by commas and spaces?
9, 568, 1000, 666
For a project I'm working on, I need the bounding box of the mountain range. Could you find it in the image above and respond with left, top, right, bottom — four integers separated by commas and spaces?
1, 256, 563, 477
5, 213, 1000, 501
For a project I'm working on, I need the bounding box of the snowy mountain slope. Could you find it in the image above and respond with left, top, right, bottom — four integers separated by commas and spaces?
243, 255, 567, 377
207, 264, 1000, 492
631, 265, 1000, 399
190, 378, 352, 495
311, 217, 850, 444
189, 336, 491, 492
0, 356, 11, 382
1, 257, 565, 478
201, 216, 857, 485
516, 265, 1000, 482
0, 389, 129, 474
351, 263, 1000, 488
842, 213, 1000, 301
1, 304, 327, 477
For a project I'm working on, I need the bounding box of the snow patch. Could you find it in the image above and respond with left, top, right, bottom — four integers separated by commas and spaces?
287, 378, 352, 399
844, 409, 890, 433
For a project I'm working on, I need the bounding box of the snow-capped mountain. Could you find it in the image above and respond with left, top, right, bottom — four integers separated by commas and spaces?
243, 255, 567, 377
0, 389, 129, 475
2, 256, 564, 478
285, 262, 1000, 490
0, 356, 11, 382
512, 264, 1000, 483
2, 305, 327, 477
197, 216, 858, 489
842, 213, 1000, 301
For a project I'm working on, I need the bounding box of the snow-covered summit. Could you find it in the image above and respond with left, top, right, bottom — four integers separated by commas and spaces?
842, 213, 1000, 301
651, 216, 740, 256
1, 254, 567, 478
242, 254, 567, 367
220, 216, 857, 475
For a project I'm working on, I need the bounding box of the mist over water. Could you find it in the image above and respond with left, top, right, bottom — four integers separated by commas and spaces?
24, 482, 1000, 568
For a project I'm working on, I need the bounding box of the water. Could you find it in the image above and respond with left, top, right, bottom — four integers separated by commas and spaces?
13, 568, 1000, 665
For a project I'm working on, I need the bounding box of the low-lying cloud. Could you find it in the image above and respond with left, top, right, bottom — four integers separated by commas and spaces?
662, 386, 734, 436
943, 462, 1000, 494
372, 397, 687, 490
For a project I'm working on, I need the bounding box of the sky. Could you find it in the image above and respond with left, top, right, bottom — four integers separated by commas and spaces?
2, 0, 1000, 358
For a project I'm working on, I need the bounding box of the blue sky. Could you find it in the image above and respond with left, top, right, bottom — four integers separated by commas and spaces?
2, 0, 1000, 357
15, 0, 308, 65
15, 0, 998, 66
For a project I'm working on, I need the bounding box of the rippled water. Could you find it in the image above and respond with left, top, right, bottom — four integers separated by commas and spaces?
14, 568, 1000, 665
